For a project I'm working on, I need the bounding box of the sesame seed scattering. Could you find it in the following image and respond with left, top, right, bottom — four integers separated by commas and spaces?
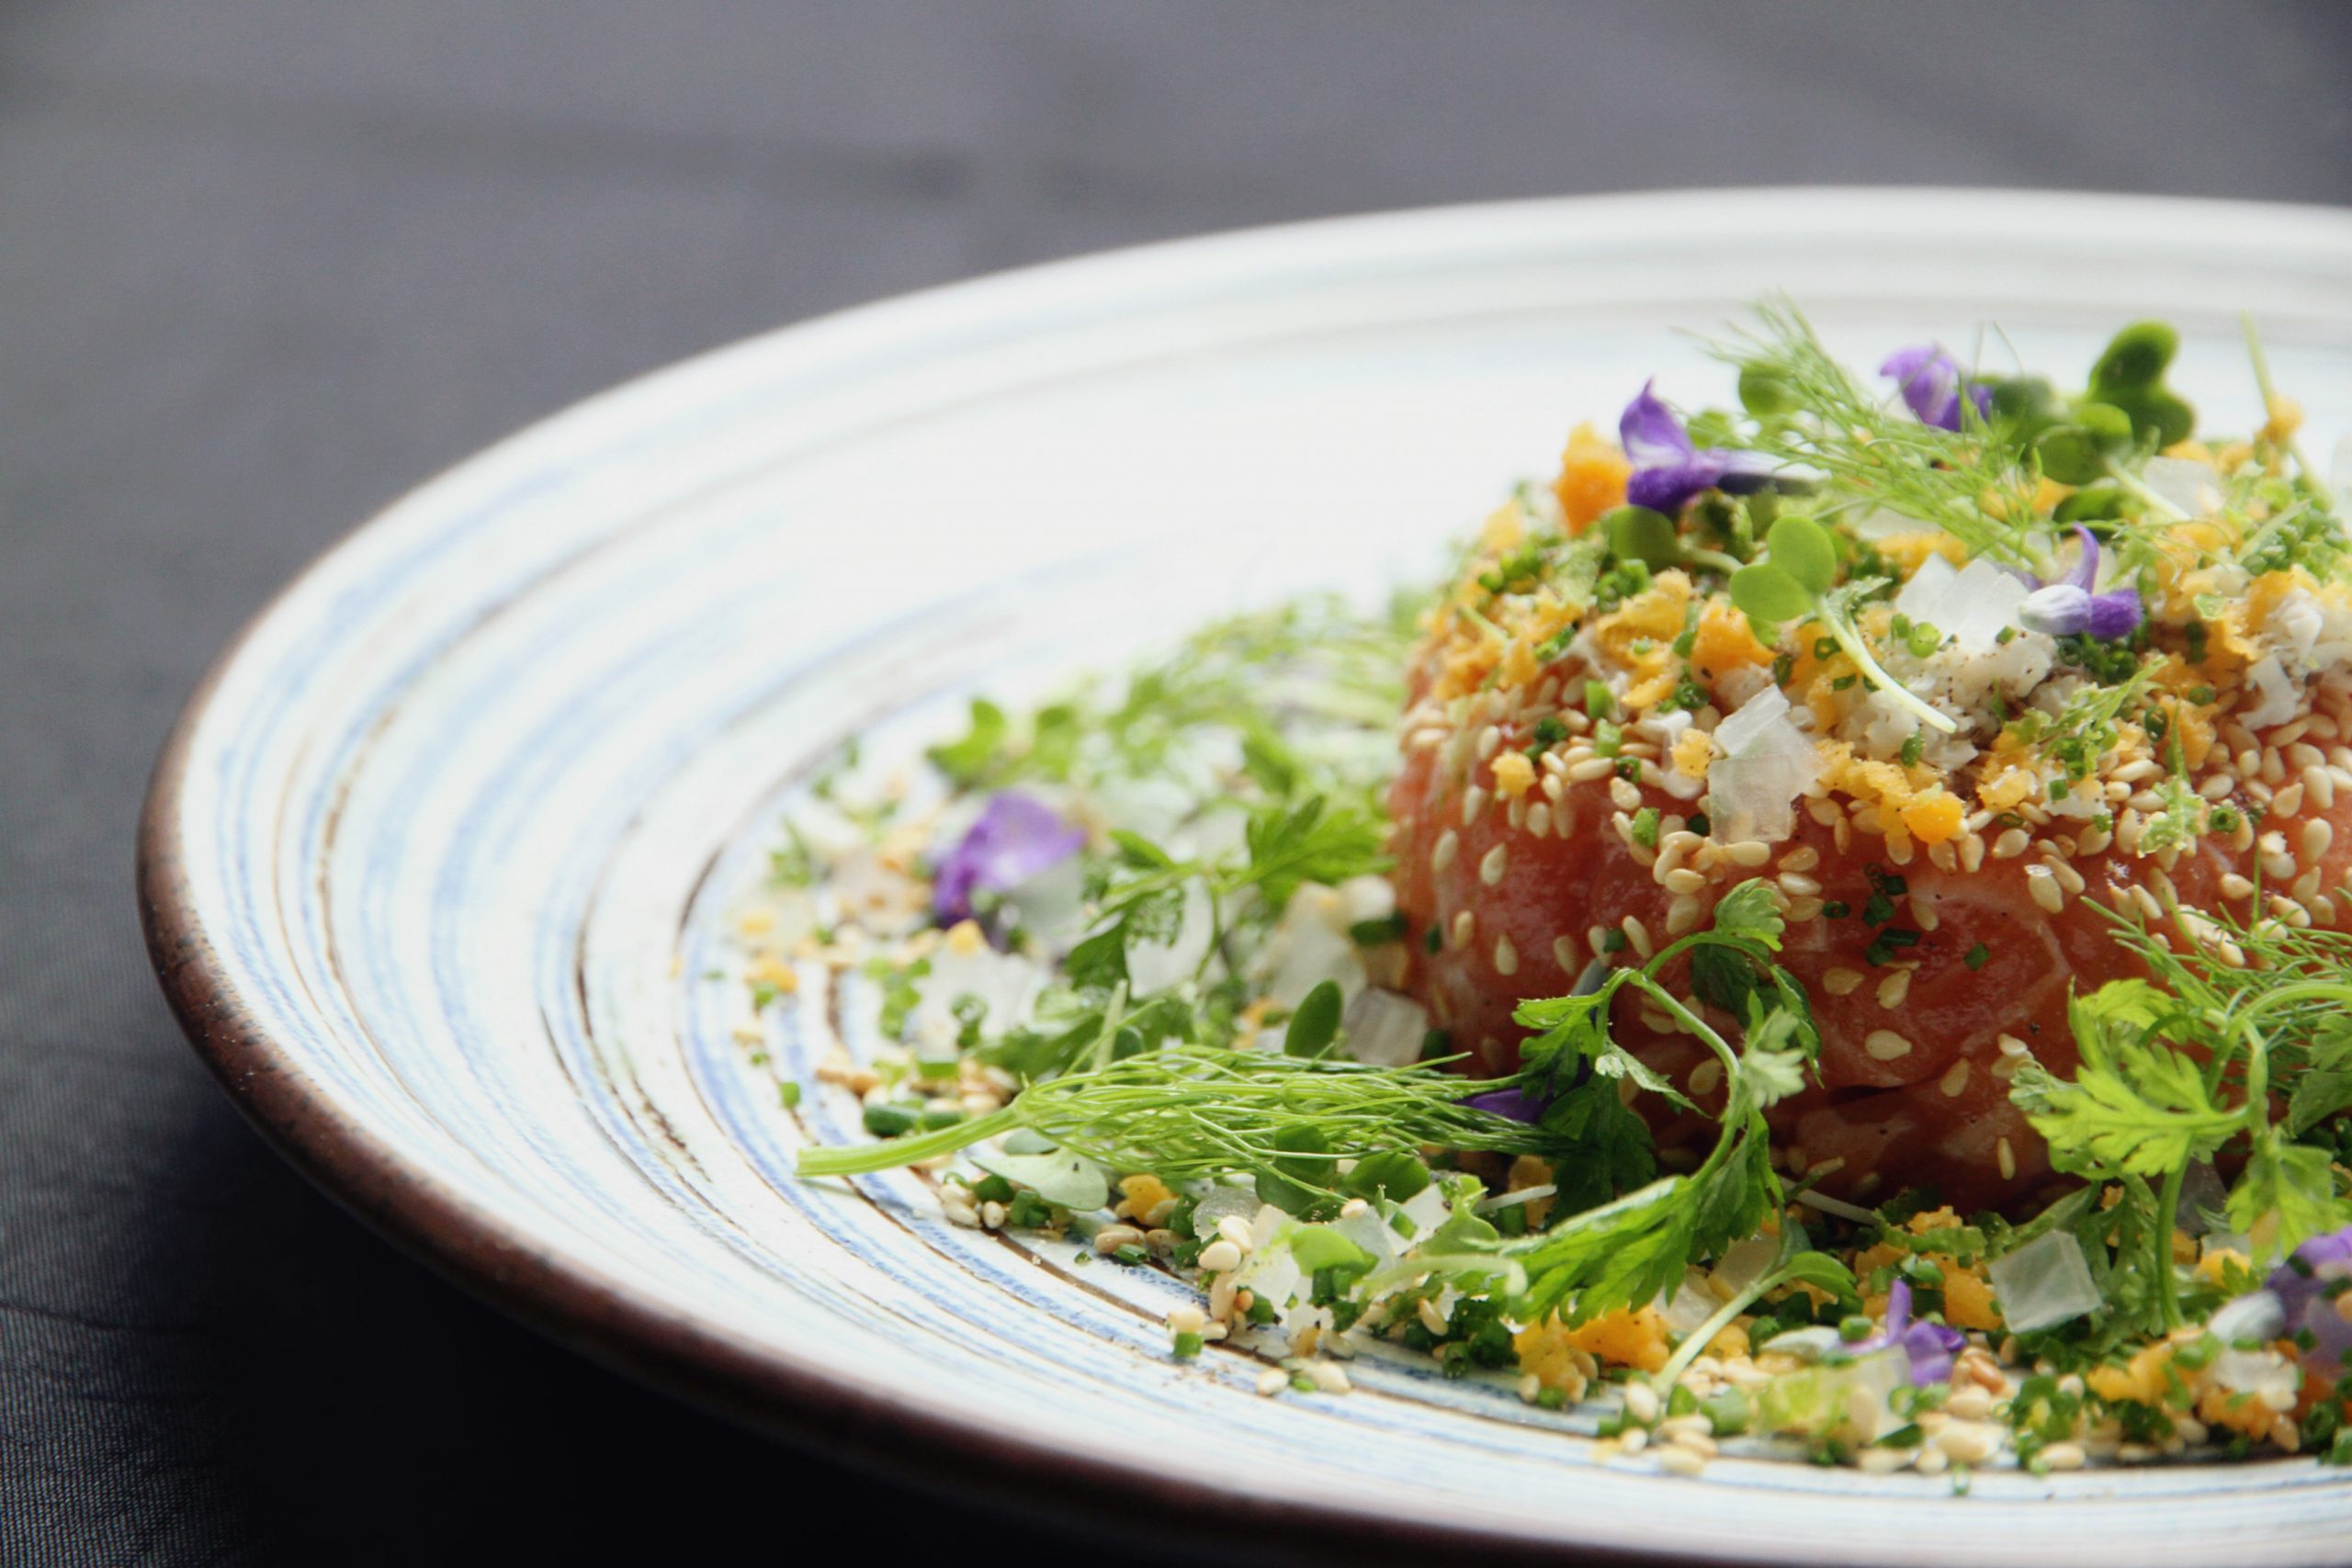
779, 306, 2352, 1481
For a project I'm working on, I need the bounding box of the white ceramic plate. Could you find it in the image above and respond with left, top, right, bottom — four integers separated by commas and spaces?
143, 189, 2352, 1565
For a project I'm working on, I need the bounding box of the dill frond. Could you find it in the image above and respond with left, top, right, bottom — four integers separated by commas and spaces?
1706, 301, 2048, 570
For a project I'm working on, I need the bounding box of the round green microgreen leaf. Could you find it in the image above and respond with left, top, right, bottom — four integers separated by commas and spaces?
1600, 505, 1681, 570
1764, 514, 1837, 595
2088, 321, 2177, 393
1283, 979, 1343, 1059
1737, 365, 1799, 415
1728, 560, 1814, 625
2086, 322, 2194, 447
1257, 1122, 1336, 1215
1340, 1149, 1432, 1202
2036, 402, 2134, 485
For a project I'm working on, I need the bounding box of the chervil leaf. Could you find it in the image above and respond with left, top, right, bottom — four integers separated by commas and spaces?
2012, 992, 2239, 1179
1708, 878, 1787, 948
926, 697, 1012, 787
1230, 797, 1389, 911
2227, 1128, 2351, 1257
2289, 1019, 2352, 1136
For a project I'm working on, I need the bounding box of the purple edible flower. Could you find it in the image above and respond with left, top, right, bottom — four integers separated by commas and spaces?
1880, 344, 1994, 433
931, 791, 1084, 926
2263, 1225, 2352, 1377
2017, 525, 2143, 641
1620, 380, 1773, 515
1855, 1279, 1967, 1386
1460, 1085, 1550, 1124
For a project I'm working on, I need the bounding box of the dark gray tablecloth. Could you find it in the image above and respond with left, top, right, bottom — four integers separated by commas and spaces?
6, 4, 2350, 1562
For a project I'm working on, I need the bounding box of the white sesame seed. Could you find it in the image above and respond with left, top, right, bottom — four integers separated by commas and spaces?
1566, 757, 1616, 783
1528, 803, 1552, 838
1095, 1224, 1144, 1255
1876, 969, 1912, 1010
1257, 1370, 1289, 1397
1431, 829, 1460, 874
1476, 725, 1500, 761
1480, 843, 1509, 886
2026, 863, 2064, 914
1939, 1059, 1972, 1098
1622, 916, 1654, 960
1689, 1059, 1723, 1098
1217, 1215, 1255, 1249
1198, 1240, 1242, 1273
1623, 1382, 1659, 1424
1727, 840, 1772, 867
1663, 868, 1708, 896
1996, 1136, 2018, 1181
1307, 1361, 1352, 1394
1587, 924, 1610, 959
1945, 1383, 1995, 1422
1665, 894, 1702, 936
1778, 871, 1822, 897
1610, 775, 1643, 811
1462, 784, 1488, 825
1656, 1444, 1706, 1477
1823, 966, 1864, 997
1451, 910, 1475, 949
1959, 833, 1986, 873
2307, 763, 2337, 812
2306, 818, 2335, 863
1493, 935, 1519, 976
1992, 828, 2030, 860
1865, 1029, 1914, 1061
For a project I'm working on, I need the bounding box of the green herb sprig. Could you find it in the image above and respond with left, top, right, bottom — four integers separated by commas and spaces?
1727, 513, 1958, 734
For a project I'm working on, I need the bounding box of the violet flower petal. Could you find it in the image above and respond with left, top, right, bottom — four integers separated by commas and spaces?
2266, 1225, 2352, 1376
2063, 525, 2102, 593
1620, 379, 1695, 468
2017, 583, 2094, 637
2084, 589, 2144, 641
1854, 1279, 1964, 1386
1618, 380, 1776, 514
1461, 1086, 1549, 1124
931, 791, 1084, 925
2016, 525, 2142, 640
1880, 344, 1990, 433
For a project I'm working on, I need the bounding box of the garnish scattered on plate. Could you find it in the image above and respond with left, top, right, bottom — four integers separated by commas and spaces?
758, 304, 2352, 1483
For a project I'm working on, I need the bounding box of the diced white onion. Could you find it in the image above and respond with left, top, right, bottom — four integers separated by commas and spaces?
1758, 1325, 1842, 1361
1984, 1229, 2100, 1332
1662, 1270, 1720, 1335
2143, 455, 2223, 517
1714, 685, 1791, 755
2208, 1289, 2286, 1347
2239, 655, 2300, 731
1341, 988, 1429, 1067
1898, 557, 2028, 653
1190, 1184, 1261, 1239
1396, 1183, 1452, 1238
1708, 712, 1819, 843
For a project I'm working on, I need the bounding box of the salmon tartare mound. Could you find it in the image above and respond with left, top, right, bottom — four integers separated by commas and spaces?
1390, 317, 2352, 1211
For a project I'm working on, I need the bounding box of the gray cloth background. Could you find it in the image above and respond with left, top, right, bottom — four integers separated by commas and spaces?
5, 3, 2350, 1562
